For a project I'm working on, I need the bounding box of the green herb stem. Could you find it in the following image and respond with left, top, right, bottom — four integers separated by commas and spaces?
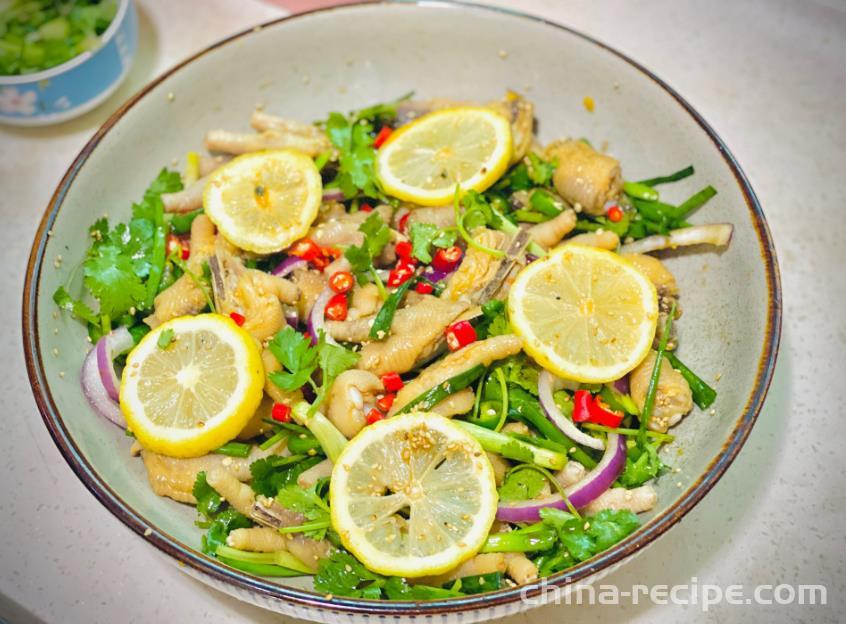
455, 420, 567, 470
397, 365, 486, 414
636, 166, 695, 187
212, 441, 252, 458
664, 352, 717, 409
638, 301, 677, 443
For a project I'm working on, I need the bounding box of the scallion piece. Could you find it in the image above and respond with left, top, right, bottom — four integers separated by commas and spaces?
397, 365, 486, 414
638, 301, 677, 442
212, 441, 252, 458
636, 165, 695, 187
623, 181, 660, 201
665, 351, 717, 409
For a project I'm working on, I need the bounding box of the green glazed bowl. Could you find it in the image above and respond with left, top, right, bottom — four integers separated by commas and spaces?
23, 2, 781, 622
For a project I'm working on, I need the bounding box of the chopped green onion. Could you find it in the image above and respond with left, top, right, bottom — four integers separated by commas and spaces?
259, 429, 289, 451
493, 367, 509, 432
369, 277, 414, 339
291, 402, 347, 462
397, 365, 486, 414
623, 181, 659, 201
481, 523, 557, 553
674, 185, 717, 220
216, 545, 312, 574
454, 188, 506, 258
665, 352, 717, 409
582, 423, 675, 443
636, 165, 695, 187
277, 519, 332, 535
638, 301, 677, 443
529, 189, 562, 216
455, 420, 567, 470
211, 441, 252, 458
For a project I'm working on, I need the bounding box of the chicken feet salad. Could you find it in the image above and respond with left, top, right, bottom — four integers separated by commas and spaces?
55, 91, 730, 599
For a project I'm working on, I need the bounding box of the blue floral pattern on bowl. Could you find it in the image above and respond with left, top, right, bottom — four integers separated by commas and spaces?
0, 0, 137, 126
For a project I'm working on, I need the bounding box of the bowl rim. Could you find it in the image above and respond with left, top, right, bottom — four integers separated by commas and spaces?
0, 0, 132, 86
22, 0, 782, 617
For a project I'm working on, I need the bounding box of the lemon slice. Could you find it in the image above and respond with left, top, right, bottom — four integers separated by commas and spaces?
376, 107, 512, 206
508, 245, 658, 383
203, 149, 322, 254
120, 314, 264, 458
330, 412, 497, 577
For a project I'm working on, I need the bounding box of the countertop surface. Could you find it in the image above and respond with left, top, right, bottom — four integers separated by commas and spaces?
1, 1, 843, 622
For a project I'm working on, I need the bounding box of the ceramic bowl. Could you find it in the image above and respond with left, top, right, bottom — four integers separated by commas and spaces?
0, 0, 137, 126
23, 2, 781, 622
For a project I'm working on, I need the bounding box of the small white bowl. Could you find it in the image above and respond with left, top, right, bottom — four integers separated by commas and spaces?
0, 0, 137, 126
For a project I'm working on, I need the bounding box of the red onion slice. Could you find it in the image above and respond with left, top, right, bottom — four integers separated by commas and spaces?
496, 433, 627, 522
612, 374, 630, 396
538, 369, 604, 451
620, 223, 733, 254
271, 256, 307, 277
95, 326, 133, 401
307, 287, 338, 346
322, 188, 346, 203
82, 330, 134, 429
284, 306, 299, 329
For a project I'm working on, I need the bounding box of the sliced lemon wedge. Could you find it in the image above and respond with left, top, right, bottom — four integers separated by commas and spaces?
330, 412, 497, 578
376, 107, 512, 206
203, 149, 322, 254
508, 245, 658, 383
119, 314, 264, 458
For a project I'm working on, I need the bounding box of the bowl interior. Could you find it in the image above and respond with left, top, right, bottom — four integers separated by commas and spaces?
27, 0, 778, 612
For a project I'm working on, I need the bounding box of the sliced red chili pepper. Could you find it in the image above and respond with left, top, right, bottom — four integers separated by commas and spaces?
387, 263, 415, 287
180, 246, 190, 261
329, 271, 354, 294
445, 320, 477, 352
359, 202, 373, 212
432, 246, 463, 272
588, 396, 624, 427
397, 211, 411, 235
373, 126, 393, 149
366, 408, 385, 425
394, 240, 413, 259
288, 238, 322, 262
376, 393, 395, 412
324, 293, 348, 321
229, 312, 246, 327
381, 372, 404, 392
572, 390, 593, 423
271, 402, 291, 423
607, 205, 624, 223
415, 281, 434, 294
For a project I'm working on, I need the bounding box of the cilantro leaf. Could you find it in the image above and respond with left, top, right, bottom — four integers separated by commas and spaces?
310, 332, 360, 414
500, 440, 534, 463
324, 113, 380, 199
498, 468, 547, 501
131, 168, 182, 221
267, 326, 319, 391
538, 507, 641, 567
476, 299, 511, 339
192, 471, 223, 525
618, 436, 666, 487
201, 508, 252, 556
276, 483, 330, 539
344, 212, 391, 276
249, 454, 323, 498
314, 550, 385, 599
408, 222, 457, 263
83, 242, 148, 319
52, 286, 99, 325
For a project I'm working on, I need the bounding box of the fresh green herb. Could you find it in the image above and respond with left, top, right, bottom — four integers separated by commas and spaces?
494, 152, 558, 192
474, 299, 511, 338
636, 165, 694, 187
536, 507, 640, 571
369, 277, 414, 340
623, 181, 659, 201
267, 326, 320, 392
455, 420, 567, 470
312, 334, 360, 412
408, 222, 458, 263
529, 189, 563, 216
52, 286, 99, 325
249, 454, 323, 497
451, 572, 504, 595
664, 352, 717, 409
397, 364, 486, 414
192, 471, 223, 525
314, 550, 386, 599
344, 212, 392, 287
201, 508, 253, 556
674, 185, 717, 220
169, 254, 215, 313
618, 436, 666, 487
211, 441, 252, 458
498, 466, 547, 501
292, 402, 349, 462
0, 0, 119, 75
276, 483, 330, 540
286, 432, 322, 455
215, 545, 312, 575
482, 523, 557, 553
156, 328, 174, 350
314, 550, 462, 600
638, 301, 676, 442
321, 94, 410, 199
599, 385, 640, 415
455, 189, 506, 258
169, 208, 202, 234
582, 423, 674, 443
